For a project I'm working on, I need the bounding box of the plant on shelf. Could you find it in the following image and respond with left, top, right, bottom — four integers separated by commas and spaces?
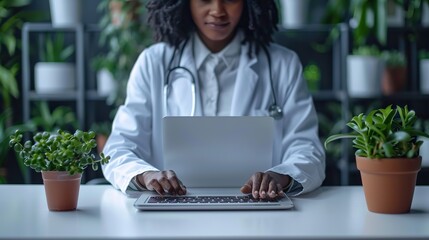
303, 63, 321, 92
347, 45, 383, 97
0, 0, 37, 114
31, 102, 79, 133
420, 50, 429, 94
325, 105, 429, 214
35, 34, 75, 93
381, 50, 407, 95
93, 0, 152, 113
9, 129, 110, 211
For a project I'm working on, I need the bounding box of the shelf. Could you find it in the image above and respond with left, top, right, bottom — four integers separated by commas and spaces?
86, 90, 108, 101
312, 90, 347, 101
28, 91, 79, 101
349, 92, 429, 101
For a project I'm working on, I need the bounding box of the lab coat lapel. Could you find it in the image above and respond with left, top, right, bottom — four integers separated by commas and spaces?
230, 44, 258, 116
176, 40, 203, 116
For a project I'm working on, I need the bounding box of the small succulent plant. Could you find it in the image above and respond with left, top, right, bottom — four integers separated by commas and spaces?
9, 129, 110, 175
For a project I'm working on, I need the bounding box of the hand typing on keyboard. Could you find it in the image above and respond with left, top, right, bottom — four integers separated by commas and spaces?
240, 171, 290, 199
137, 170, 187, 196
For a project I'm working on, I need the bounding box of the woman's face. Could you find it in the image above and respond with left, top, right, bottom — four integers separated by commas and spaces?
190, 0, 244, 53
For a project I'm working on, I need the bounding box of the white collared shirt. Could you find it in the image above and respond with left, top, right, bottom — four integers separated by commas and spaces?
193, 32, 241, 116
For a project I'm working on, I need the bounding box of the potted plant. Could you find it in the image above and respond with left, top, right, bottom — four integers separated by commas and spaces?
381, 50, 407, 95
35, 34, 75, 93
9, 129, 110, 211
49, 0, 81, 27
94, 0, 152, 111
325, 105, 429, 213
420, 50, 429, 94
347, 46, 383, 97
31, 101, 79, 133
278, 0, 309, 27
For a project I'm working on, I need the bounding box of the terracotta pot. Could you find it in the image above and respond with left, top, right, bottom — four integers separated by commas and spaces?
41, 171, 82, 211
356, 156, 421, 214
381, 67, 407, 95
96, 134, 108, 154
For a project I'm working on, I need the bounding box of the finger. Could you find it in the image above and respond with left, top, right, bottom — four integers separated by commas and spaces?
149, 180, 165, 195
158, 176, 175, 195
252, 172, 262, 199
267, 180, 278, 198
166, 170, 187, 195
168, 175, 183, 195
277, 183, 285, 197
259, 173, 270, 199
240, 178, 253, 194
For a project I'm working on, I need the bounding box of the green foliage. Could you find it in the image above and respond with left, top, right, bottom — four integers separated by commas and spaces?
9, 130, 110, 175
325, 105, 429, 159
31, 102, 79, 133
90, 121, 111, 136
93, 0, 152, 110
303, 63, 321, 92
381, 50, 406, 67
0, 0, 32, 111
419, 50, 429, 60
39, 34, 74, 62
322, 0, 387, 47
0, 108, 36, 182
352, 45, 380, 56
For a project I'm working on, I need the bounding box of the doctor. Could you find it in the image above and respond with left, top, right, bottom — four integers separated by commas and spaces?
102, 0, 325, 199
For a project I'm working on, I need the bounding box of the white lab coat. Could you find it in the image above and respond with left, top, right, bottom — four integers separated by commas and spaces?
102, 39, 326, 195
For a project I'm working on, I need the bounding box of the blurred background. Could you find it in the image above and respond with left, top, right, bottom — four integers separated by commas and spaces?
1, 0, 429, 186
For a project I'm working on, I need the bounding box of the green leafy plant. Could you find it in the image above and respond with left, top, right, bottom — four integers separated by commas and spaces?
90, 121, 111, 136
9, 130, 110, 175
381, 50, 406, 67
419, 50, 429, 60
39, 34, 74, 62
31, 102, 79, 133
352, 45, 381, 56
0, 108, 36, 183
93, 0, 152, 111
1, 0, 41, 122
325, 105, 429, 159
303, 63, 321, 92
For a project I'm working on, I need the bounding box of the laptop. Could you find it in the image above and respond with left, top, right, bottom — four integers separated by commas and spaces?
134, 116, 294, 210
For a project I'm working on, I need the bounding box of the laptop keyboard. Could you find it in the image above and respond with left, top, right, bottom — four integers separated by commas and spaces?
147, 195, 280, 204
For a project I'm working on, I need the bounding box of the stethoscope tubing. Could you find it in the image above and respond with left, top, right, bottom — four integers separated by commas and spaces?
164, 39, 283, 119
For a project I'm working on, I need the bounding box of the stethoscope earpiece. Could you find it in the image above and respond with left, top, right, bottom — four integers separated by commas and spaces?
269, 104, 283, 120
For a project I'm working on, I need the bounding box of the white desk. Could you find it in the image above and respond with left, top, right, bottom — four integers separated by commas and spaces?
0, 185, 428, 240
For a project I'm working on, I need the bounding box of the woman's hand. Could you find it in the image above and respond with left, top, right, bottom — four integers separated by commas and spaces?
137, 170, 187, 195
240, 171, 291, 199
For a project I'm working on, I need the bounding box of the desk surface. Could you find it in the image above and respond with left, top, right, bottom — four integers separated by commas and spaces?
0, 185, 428, 240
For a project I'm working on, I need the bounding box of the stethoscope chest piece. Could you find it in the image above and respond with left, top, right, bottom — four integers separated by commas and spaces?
269, 104, 283, 120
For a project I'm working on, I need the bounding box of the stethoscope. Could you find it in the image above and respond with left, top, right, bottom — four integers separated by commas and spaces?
164, 39, 283, 120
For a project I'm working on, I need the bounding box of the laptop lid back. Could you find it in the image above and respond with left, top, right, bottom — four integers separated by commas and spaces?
162, 116, 274, 188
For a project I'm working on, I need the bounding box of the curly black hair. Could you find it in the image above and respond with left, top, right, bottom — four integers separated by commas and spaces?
146, 0, 278, 56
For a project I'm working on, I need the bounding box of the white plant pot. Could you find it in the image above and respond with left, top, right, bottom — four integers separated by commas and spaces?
35, 62, 75, 93
49, 0, 81, 27
347, 55, 383, 97
280, 0, 309, 28
423, 2, 429, 27
420, 60, 429, 94
97, 69, 117, 96
419, 137, 429, 167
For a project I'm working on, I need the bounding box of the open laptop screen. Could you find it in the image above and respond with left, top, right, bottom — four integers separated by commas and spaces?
162, 116, 275, 188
